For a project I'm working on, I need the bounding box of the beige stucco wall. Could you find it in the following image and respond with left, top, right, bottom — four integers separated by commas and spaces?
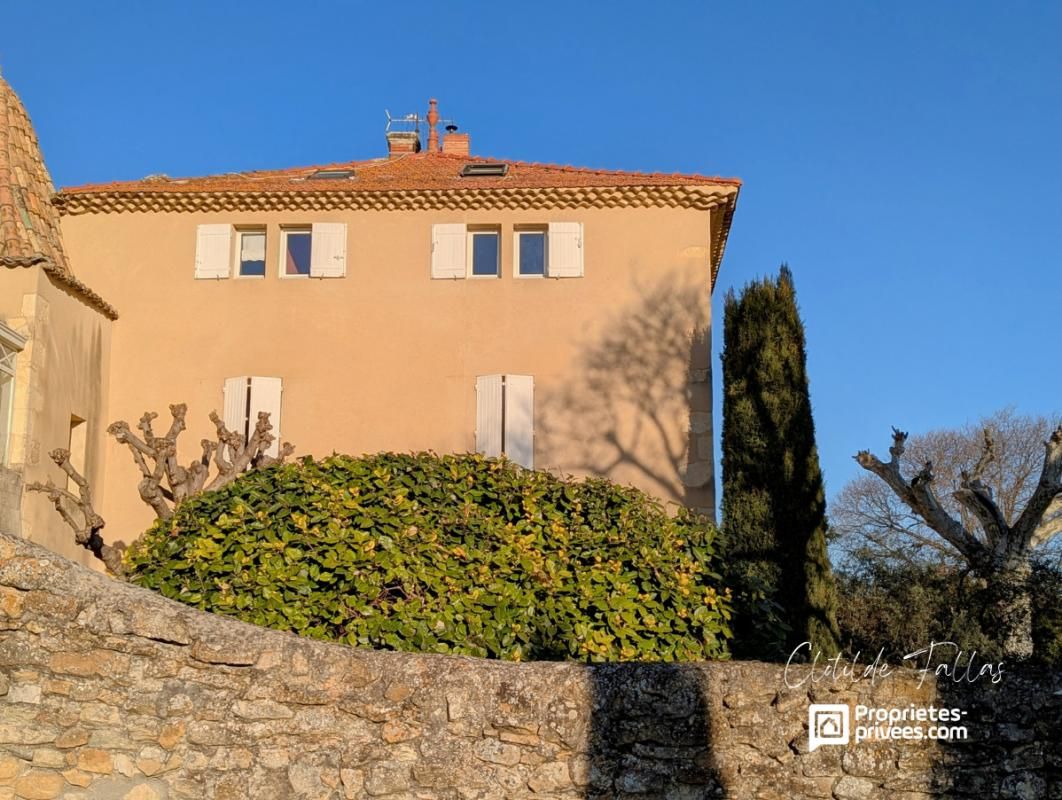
61, 205, 715, 542
0, 266, 111, 567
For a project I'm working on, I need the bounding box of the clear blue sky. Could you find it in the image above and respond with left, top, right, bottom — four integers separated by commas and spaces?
4, 1, 1060, 505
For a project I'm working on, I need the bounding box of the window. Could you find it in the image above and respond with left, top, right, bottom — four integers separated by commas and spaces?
476, 374, 534, 468
309, 169, 355, 180
0, 372, 11, 466
461, 163, 509, 177
281, 228, 312, 277
196, 223, 346, 279
236, 229, 266, 277
0, 323, 25, 466
468, 228, 500, 277
223, 376, 283, 457
68, 416, 87, 490
515, 228, 547, 277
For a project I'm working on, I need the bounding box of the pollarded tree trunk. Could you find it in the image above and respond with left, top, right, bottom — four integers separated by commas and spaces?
984, 560, 1034, 661
856, 424, 1062, 661
28, 404, 294, 576
26, 449, 124, 575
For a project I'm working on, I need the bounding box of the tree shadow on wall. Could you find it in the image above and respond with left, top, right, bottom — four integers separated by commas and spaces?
585, 663, 723, 798
537, 271, 715, 514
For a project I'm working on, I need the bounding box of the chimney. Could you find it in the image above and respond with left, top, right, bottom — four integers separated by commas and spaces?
386, 130, 420, 158
442, 124, 470, 156
426, 98, 440, 153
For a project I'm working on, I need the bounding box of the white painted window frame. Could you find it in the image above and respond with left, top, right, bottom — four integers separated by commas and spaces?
513, 226, 548, 279
278, 226, 313, 279
466, 226, 502, 279
0, 322, 26, 466
234, 227, 267, 280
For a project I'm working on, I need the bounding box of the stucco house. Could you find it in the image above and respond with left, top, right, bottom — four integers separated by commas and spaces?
1, 77, 740, 562
0, 74, 115, 566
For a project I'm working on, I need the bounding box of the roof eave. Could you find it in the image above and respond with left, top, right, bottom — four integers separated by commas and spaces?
711, 185, 740, 288
1, 256, 119, 320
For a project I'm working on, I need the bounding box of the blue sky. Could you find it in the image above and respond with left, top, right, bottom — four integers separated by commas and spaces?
3, 1, 1060, 505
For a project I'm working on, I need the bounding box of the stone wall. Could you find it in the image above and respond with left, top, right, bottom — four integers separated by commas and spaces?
0, 468, 19, 537
0, 531, 1058, 800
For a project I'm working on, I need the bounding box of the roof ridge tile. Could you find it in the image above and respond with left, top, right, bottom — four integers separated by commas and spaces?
59, 151, 740, 196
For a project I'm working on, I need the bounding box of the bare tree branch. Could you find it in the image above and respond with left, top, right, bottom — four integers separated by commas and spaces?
953, 430, 1008, 547
851, 416, 1062, 660
1034, 497, 1062, 547
26, 449, 123, 575
110, 405, 295, 518
855, 429, 987, 565
1015, 423, 1062, 548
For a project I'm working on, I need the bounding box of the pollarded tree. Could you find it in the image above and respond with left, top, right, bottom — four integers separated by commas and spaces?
855, 420, 1062, 660
721, 265, 840, 658
834, 408, 1061, 569
27, 404, 294, 576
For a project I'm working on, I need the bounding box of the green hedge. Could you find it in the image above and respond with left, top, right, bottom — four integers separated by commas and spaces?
836, 560, 1062, 668
125, 453, 733, 662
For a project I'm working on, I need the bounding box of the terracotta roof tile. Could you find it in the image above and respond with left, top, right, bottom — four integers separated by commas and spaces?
0, 74, 117, 319
0, 74, 70, 271
60, 151, 742, 196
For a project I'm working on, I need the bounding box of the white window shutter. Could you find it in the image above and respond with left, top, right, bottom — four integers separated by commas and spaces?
223, 377, 250, 438
431, 223, 467, 279
195, 224, 232, 279
475, 374, 503, 458
504, 375, 534, 469
310, 223, 347, 278
547, 222, 583, 278
249, 377, 283, 457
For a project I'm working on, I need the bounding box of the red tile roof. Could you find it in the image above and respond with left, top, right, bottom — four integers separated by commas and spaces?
60, 152, 742, 196
0, 74, 118, 319
0, 74, 71, 270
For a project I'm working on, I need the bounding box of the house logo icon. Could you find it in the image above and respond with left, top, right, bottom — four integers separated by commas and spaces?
808, 704, 850, 751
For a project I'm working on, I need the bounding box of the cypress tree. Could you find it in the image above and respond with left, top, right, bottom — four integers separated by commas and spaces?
720, 265, 840, 659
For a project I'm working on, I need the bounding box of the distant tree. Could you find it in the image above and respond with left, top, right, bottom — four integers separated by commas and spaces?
851, 411, 1062, 660
834, 559, 1062, 669
834, 409, 1061, 568
720, 266, 840, 658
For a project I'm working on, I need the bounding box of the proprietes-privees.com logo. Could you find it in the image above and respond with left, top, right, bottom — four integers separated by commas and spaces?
808, 703, 969, 751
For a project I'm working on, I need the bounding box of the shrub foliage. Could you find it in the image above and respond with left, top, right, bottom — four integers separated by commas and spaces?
126, 453, 733, 662
836, 559, 1062, 669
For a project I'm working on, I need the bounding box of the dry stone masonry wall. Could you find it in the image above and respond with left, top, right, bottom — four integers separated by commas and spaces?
0, 531, 1058, 799
0, 470, 21, 538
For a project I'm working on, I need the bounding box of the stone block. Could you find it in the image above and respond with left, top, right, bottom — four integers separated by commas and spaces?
12, 771, 64, 800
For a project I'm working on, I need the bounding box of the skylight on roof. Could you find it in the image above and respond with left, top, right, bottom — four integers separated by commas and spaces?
460, 163, 509, 177
309, 169, 355, 180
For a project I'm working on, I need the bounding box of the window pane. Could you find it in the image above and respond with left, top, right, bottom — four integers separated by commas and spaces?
519, 232, 546, 275
471, 232, 499, 276
0, 375, 12, 465
239, 232, 266, 276
285, 232, 312, 276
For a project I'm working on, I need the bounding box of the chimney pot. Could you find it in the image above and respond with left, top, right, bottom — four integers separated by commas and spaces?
442, 131, 470, 156
427, 98, 440, 153
386, 130, 420, 158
